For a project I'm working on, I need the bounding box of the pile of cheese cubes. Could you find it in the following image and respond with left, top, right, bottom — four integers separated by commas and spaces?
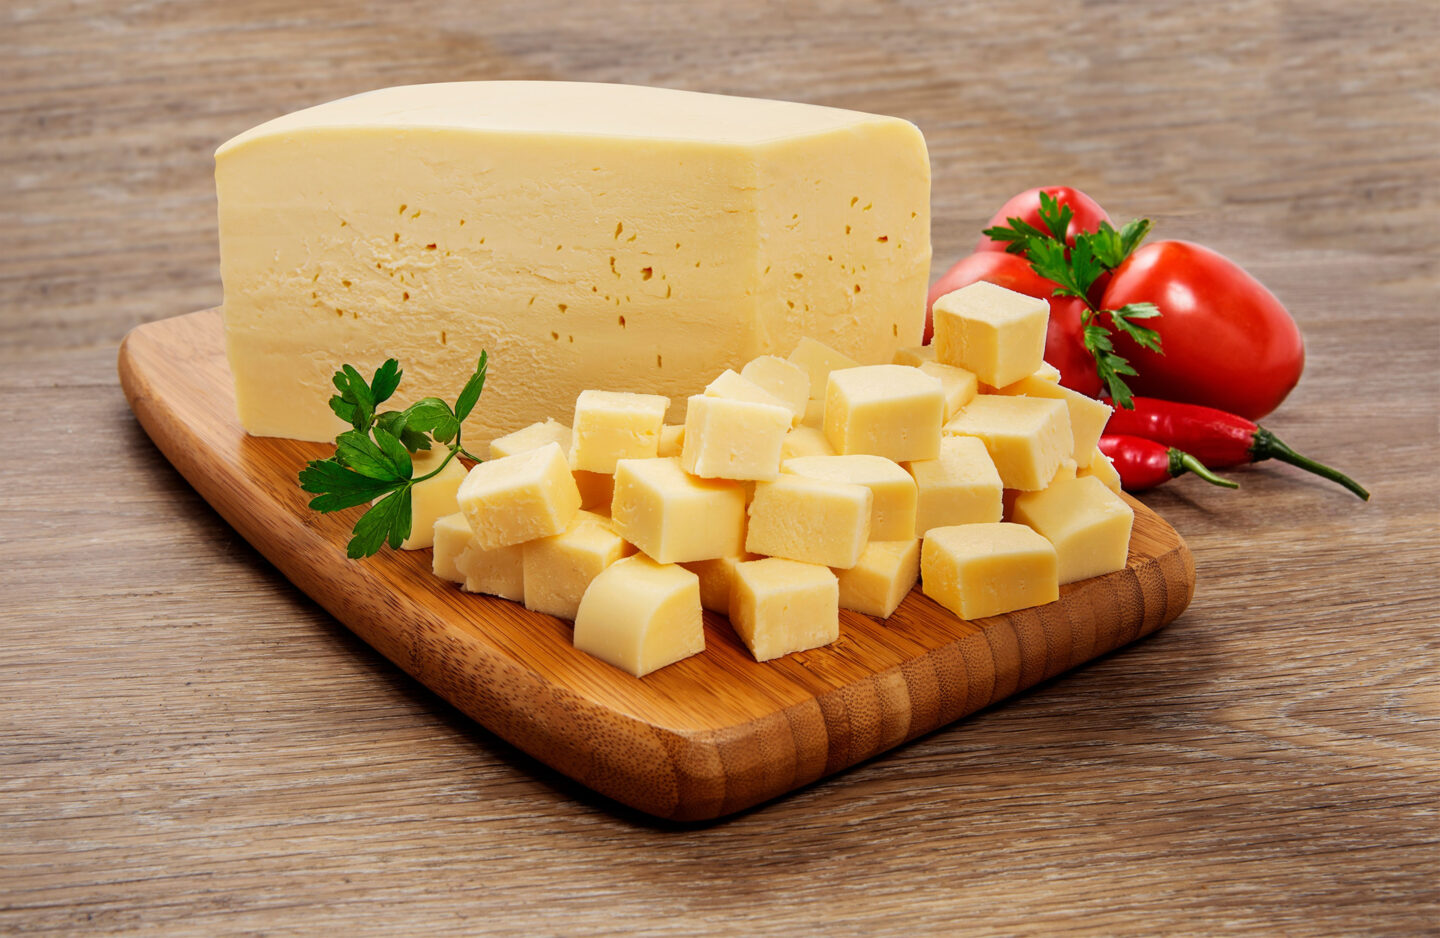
400, 281, 1134, 678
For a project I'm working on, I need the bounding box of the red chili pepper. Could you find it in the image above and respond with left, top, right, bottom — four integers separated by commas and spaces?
1098, 435, 1239, 492
1106, 397, 1369, 500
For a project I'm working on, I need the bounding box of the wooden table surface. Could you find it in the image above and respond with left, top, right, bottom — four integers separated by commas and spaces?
4, 1, 1437, 934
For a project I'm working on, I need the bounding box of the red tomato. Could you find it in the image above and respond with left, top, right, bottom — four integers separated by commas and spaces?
925, 251, 1102, 396
1101, 240, 1304, 420
975, 186, 1111, 253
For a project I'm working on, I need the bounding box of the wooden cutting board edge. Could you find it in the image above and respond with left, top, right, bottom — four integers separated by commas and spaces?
117, 310, 1195, 821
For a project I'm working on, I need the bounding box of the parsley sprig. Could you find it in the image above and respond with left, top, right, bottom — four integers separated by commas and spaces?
299, 353, 488, 558
982, 193, 1162, 408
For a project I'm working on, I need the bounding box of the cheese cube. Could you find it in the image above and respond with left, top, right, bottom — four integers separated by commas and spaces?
657, 424, 685, 458
573, 470, 614, 513
522, 513, 635, 619
1034, 361, 1062, 383
612, 457, 747, 563
1012, 476, 1134, 584
456, 442, 581, 551
801, 397, 826, 429
730, 558, 839, 661
706, 368, 792, 413
903, 435, 1003, 535
782, 454, 917, 541
680, 553, 759, 615
824, 365, 945, 463
740, 355, 810, 420
943, 395, 1072, 491
892, 345, 937, 367
1078, 446, 1123, 494
746, 475, 872, 569
932, 282, 1048, 388
789, 338, 860, 399
489, 418, 572, 459
834, 539, 920, 619
432, 511, 473, 583
680, 393, 791, 481
921, 523, 1059, 620
573, 555, 704, 677
456, 541, 526, 601
387, 447, 468, 549
917, 361, 979, 420
217, 82, 929, 444
981, 361, 1064, 394
1053, 458, 1079, 482
570, 390, 669, 473
995, 375, 1113, 459
780, 426, 836, 460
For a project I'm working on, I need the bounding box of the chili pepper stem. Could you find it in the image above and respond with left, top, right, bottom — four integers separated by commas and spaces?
1167, 448, 1239, 488
1250, 428, 1370, 500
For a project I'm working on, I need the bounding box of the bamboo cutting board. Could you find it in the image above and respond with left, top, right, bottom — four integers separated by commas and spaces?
118, 310, 1195, 821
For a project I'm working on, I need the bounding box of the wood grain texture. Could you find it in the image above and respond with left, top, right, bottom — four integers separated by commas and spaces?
2, 0, 1437, 934
117, 309, 1194, 820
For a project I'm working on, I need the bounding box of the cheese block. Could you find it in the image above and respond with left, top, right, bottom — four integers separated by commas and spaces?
455, 442, 581, 551
824, 364, 945, 463
903, 435, 1003, 535
746, 475, 872, 569
489, 418, 572, 460
932, 282, 1049, 388
729, 558, 840, 661
573, 555, 704, 677
681, 393, 792, 481
431, 511, 474, 583
522, 512, 634, 620
834, 539, 920, 619
611, 457, 747, 563
921, 522, 1059, 620
739, 355, 810, 420
943, 395, 1072, 491
216, 81, 931, 443
1012, 475, 1134, 585
782, 454, 918, 542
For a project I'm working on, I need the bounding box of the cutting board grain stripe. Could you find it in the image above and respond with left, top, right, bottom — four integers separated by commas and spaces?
117, 309, 1195, 820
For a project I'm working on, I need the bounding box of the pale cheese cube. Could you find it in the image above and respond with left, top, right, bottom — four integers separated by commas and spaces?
824, 364, 945, 463
1053, 458, 1079, 482
981, 361, 1064, 394
489, 418, 572, 459
801, 397, 825, 429
892, 345, 937, 367
1012, 476, 1134, 585
1034, 361, 1062, 383
834, 539, 920, 619
740, 355, 810, 420
994, 374, 1113, 459
612, 457, 747, 563
788, 337, 859, 398
522, 513, 635, 619
921, 522, 1058, 620
570, 389, 669, 473
917, 361, 979, 421
386, 447, 468, 549
943, 395, 1072, 491
432, 511, 473, 583
706, 368, 792, 413
1078, 446, 1123, 494
573, 555, 704, 677
932, 281, 1048, 388
903, 436, 1003, 535
680, 393, 791, 481
456, 541, 526, 601
746, 475, 872, 569
781, 426, 837, 460
782, 454, 917, 541
657, 424, 686, 458
680, 553, 759, 616
730, 558, 839, 661
456, 442, 581, 551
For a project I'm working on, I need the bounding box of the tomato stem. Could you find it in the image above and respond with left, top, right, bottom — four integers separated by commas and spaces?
1251, 428, 1370, 500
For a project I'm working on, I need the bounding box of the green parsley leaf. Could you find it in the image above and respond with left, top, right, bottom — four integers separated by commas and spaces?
348, 489, 412, 559
454, 351, 488, 422
1035, 191, 1074, 242
1109, 303, 1164, 353
370, 359, 402, 406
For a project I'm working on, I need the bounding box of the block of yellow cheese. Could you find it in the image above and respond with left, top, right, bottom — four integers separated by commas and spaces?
573, 555, 704, 677
740, 355, 810, 421
705, 369, 792, 412
522, 511, 634, 619
456, 540, 526, 601
680, 552, 760, 616
995, 374, 1113, 459
917, 360, 979, 421
892, 345, 937, 367
746, 475, 872, 568
824, 364, 945, 463
680, 393, 792, 481
780, 426, 836, 461
834, 539, 920, 619
932, 281, 1049, 388
456, 442, 581, 551
943, 395, 1072, 491
981, 361, 1063, 394
782, 454, 917, 541
570, 389, 669, 473
921, 522, 1059, 620
489, 418, 572, 460
729, 558, 839, 662
657, 424, 685, 458
385, 447, 468, 549
801, 397, 826, 429
612, 457, 747, 563
903, 435, 1003, 535
788, 338, 860, 400
216, 82, 930, 443
431, 511, 473, 584
1012, 475, 1134, 584
1078, 446, 1123, 494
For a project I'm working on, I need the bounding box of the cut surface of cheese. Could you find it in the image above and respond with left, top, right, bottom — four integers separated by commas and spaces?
824, 364, 945, 463
570, 389, 669, 473
489, 418, 572, 460
431, 511, 473, 583
932, 282, 1048, 388
995, 374, 1113, 459
917, 360, 979, 420
679, 553, 759, 616
573, 555, 704, 677
1012, 475, 1134, 584
730, 558, 839, 662
611, 457, 747, 563
943, 395, 1072, 491
921, 522, 1059, 620
1078, 446, 1123, 493
782, 454, 917, 541
834, 539, 920, 619
746, 475, 872, 569
522, 512, 634, 619
788, 338, 862, 400
456, 540, 526, 601
217, 81, 930, 443
680, 393, 791, 481
892, 345, 937, 367
455, 442, 581, 551
740, 355, 810, 420
780, 425, 837, 461
903, 435, 1003, 535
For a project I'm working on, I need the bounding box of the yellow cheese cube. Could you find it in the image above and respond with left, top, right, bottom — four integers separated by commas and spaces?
780, 426, 837, 460
1012, 475, 1134, 585
679, 552, 760, 616
1053, 458, 1079, 482
431, 511, 473, 583
456, 541, 526, 601
573, 555, 704, 677
994, 375, 1113, 459
612, 457, 747, 563
573, 470, 614, 513
932, 281, 1049, 388
730, 558, 839, 661
705, 368, 792, 413
824, 364, 945, 463
489, 418, 572, 459
943, 395, 1072, 491
921, 522, 1059, 620
788, 337, 860, 399
746, 475, 872, 569
834, 539, 920, 619
801, 397, 826, 429
903, 435, 1003, 535
522, 513, 635, 620
981, 361, 1064, 394
917, 360, 979, 420
740, 355, 810, 420
385, 447, 468, 549
657, 424, 685, 458
782, 454, 917, 541
456, 442, 582, 551
570, 389, 669, 473
892, 345, 937, 367
1078, 446, 1123, 494
680, 393, 791, 481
